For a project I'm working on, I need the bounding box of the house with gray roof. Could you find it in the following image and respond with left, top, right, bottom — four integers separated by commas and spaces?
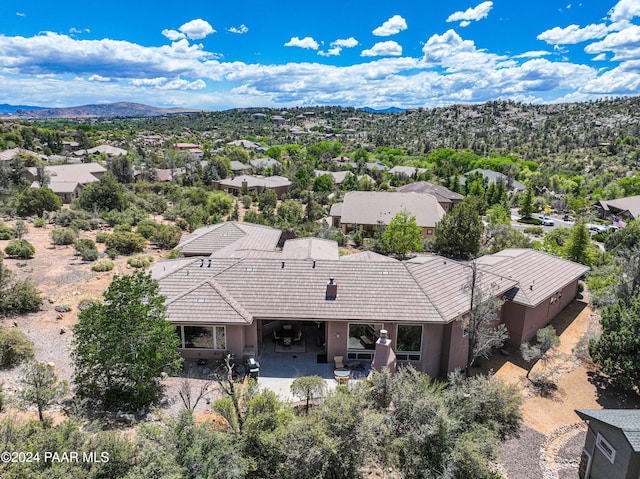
229, 161, 251, 176
576, 409, 640, 479
396, 181, 464, 212
594, 195, 640, 220
25, 162, 106, 203
388, 165, 429, 178
213, 174, 291, 199
151, 223, 588, 377
176, 222, 282, 257
461, 168, 525, 192
330, 191, 445, 238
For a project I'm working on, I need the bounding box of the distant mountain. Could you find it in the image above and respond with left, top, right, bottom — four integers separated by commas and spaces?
0, 103, 48, 114
361, 106, 405, 114
3, 102, 201, 118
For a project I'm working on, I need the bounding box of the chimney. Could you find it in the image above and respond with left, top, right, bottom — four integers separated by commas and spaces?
325, 277, 337, 300
371, 329, 397, 373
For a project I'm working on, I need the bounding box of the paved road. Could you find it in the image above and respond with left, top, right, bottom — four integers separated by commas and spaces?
510, 209, 575, 233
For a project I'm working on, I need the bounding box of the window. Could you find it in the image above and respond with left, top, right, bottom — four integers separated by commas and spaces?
550, 290, 562, 305
178, 325, 226, 350
348, 323, 383, 350
426, 228, 434, 235
596, 433, 616, 464
396, 324, 423, 361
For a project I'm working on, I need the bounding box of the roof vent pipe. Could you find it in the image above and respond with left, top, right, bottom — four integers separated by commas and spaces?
281, 261, 285, 269
207, 259, 212, 268
199, 259, 204, 268
326, 278, 337, 300
312, 260, 316, 269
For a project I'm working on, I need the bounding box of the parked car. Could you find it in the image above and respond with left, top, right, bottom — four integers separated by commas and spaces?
539, 215, 555, 226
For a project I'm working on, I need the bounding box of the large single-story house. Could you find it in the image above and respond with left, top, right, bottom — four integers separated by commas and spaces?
73, 145, 128, 157
0, 148, 48, 164
24, 162, 106, 203
151, 225, 588, 377
388, 165, 429, 178
576, 409, 640, 479
213, 175, 291, 199
593, 195, 640, 221
396, 182, 464, 212
330, 191, 445, 238
461, 168, 526, 192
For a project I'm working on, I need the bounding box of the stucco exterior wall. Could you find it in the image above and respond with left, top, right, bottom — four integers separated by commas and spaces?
439, 321, 468, 377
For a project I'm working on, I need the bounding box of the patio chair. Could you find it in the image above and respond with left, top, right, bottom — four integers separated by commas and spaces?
293, 329, 303, 343
273, 329, 281, 341
333, 355, 345, 369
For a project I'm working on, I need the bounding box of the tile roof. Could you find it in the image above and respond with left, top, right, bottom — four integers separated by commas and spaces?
217, 175, 290, 189
576, 409, 640, 452
475, 249, 589, 307
338, 191, 445, 227
595, 195, 640, 219
396, 181, 464, 202
26, 162, 105, 186
74, 145, 128, 156
152, 253, 516, 326
389, 165, 428, 176
461, 169, 526, 191
281, 238, 339, 260
250, 158, 280, 169
177, 222, 282, 256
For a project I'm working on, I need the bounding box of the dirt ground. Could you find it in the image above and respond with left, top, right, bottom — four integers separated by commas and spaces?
2, 218, 639, 478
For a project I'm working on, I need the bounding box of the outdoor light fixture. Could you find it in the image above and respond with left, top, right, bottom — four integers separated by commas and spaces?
336, 332, 340, 339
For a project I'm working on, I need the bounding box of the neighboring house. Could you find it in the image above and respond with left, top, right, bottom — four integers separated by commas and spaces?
176, 222, 282, 257
0, 147, 48, 164
151, 232, 588, 378
230, 161, 251, 176
366, 161, 389, 172
593, 195, 640, 220
227, 139, 267, 153
213, 174, 291, 199
174, 142, 203, 159
396, 181, 464, 212
73, 144, 128, 157
250, 158, 280, 170
330, 191, 445, 238
313, 170, 372, 187
388, 165, 429, 178
24, 162, 106, 203
575, 409, 640, 479
461, 168, 526, 192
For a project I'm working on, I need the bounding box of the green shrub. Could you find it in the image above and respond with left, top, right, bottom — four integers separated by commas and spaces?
113, 223, 132, 233
135, 219, 160, 239
0, 225, 16, 240
151, 225, 182, 249
95, 232, 110, 243
74, 238, 99, 261
69, 218, 93, 231
523, 226, 544, 236
105, 248, 118, 259
91, 259, 114, 272
54, 208, 92, 227
101, 208, 147, 227
4, 240, 36, 259
51, 228, 77, 246
165, 249, 183, 259
0, 326, 34, 367
105, 231, 147, 255
33, 217, 46, 228
517, 217, 543, 225
127, 254, 154, 268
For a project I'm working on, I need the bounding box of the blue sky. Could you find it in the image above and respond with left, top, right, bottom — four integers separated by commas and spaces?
0, 0, 639, 110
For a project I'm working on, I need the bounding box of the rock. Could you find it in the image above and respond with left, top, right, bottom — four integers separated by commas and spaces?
159, 397, 171, 408
48, 298, 55, 304
13, 320, 18, 327
116, 411, 135, 424
47, 362, 55, 368
78, 300, 94, 311
55, 304, 71, 313
160, 371, 168, 380
136, 407, 147, 419
59, 326, 67, 334
56, 313, 64, 321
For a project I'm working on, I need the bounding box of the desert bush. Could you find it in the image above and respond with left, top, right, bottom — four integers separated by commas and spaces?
105, 248, 118, 259
53, 208, 92, 227
33, 217, 46, 228
4, 240, 35, 259
135, 219, 160, 239
151, 224, 182, 249
105, 231, 147, 255
91, 259, 114, 272
165, 249, 183, 259
0, 326, 34, 367
74, 238, 99, 261
95, 232, 110, 243
523, 226, 544, 236
0, 225, 16, 240
113, 223, 132, 233
69, 218, 93, 231
101, 208, 147, 227
127, 254, 154, 269
51, 227, 77, 246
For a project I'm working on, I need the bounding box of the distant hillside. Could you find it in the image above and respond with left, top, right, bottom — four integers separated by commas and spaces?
0, 103, 48, 114
5, 102, 201, 118
362, 106, 405, 114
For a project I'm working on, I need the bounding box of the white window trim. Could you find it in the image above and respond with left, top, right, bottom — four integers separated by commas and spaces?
596, 432, 616, 464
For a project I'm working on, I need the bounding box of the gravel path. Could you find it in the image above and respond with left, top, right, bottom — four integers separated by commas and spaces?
499, 426, 545, 479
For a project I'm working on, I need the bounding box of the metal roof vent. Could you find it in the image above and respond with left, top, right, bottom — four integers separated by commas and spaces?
199, 259, 204, 268
207, 259, 212, 268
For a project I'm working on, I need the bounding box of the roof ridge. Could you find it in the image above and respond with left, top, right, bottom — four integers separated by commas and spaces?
153, 257, 202, 281
404, 262, 449, 322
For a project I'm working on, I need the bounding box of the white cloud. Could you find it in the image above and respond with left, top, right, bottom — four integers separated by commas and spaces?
591, 53, 607, 61
318, 47, 342, 57
584, 24, 640, 61
16, 12, 25, 17
609, 0, 640, 22
514, 51, 552, 59
178, 19, 215, 40
446, 2, 493, 24
88, 74, 111, 82
372, 15, 407, 37
537, 23, 609, 45
227, 24, 248, 34
284, 37, 319, 50
333, 37, 359, 48
162, 29, 186, 41
361, 41, 402, 57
